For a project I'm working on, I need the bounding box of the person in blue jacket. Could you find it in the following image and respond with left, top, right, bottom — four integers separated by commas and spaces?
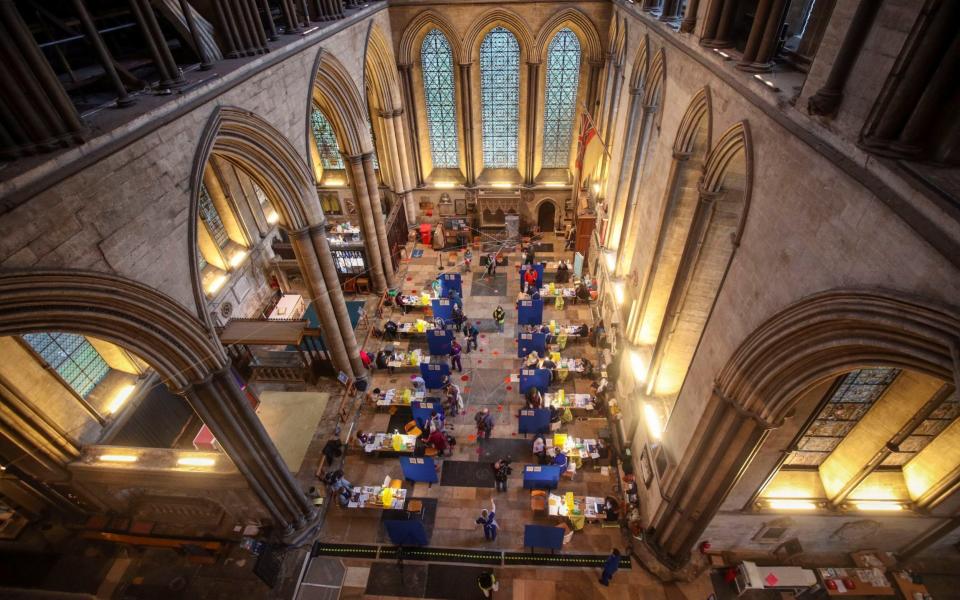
599, 548, 621, 586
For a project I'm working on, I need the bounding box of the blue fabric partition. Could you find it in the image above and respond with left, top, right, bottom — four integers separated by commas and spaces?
412, 400, 444, 422
517, 299, 544, 325
519, 368, 550, 393
420, 362, 450, 389
518, 408, 551, 434
400, 457, 439, 483
523, 524, 564, 550
427, 329, 454, 356
431, 298, 453, 322
519, 264, 545, 288
518, 332, 548, 358
384, 519, 430, 546
522, 466, 562, 490
439, 273, 462, 297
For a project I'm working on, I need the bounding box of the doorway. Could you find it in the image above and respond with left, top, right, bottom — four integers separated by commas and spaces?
537, 201, 556, 232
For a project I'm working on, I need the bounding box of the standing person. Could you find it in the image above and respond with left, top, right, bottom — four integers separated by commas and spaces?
524, 244, 536, 266
449, 289, 463, 310
411, 375, 426, 392
431, 276, 442, 298
475, 498, 498, 541
493, 305, 505, 333
450, 339, 463, 372
475, 407, 494, 441
360, 350, 373, 370
523, 265, 538, 293
599, 548, 621, 586
465, 322, 479, 353
477, 571, 498, 598
492, 458, 512, 492
444, 382, 462, 417
427, 428, 450, 456
464, 248, 473, 271
532, 435, 547, 464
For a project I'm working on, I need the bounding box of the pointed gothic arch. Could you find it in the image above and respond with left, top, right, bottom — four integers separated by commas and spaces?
629, 35, 650, 92
461, 8, 534, 64
398, 9, 462, 67
310, 49, 372, 157
533, 8, 603, 63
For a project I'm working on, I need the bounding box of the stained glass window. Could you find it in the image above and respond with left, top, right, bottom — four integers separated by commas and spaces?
542, 28, 581, 169
198, 183, 228, 249
784, 367, 899, 466
22, 332, 110, 399
421, 29, 459, 169
480, 27, 520, 169
310, 108, 345, 170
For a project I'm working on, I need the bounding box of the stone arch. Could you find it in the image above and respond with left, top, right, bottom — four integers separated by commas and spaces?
460, 8, 534, 64
645, 120, 752, 396
630, 88, 713, 347
629, 35, 650, 92
0, 270, 225, 392
533, 8, 603, 64
533, 197, 561, 231
398, 9, 462, 66
648, 289, 960, 562
309, 49, 371, 156
365, 23, 403, 113
644, 48, 666, 109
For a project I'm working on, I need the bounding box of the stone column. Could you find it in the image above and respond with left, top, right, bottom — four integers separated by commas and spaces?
257, 0, 278, 41
179, 0, 215, 68
183, 368, 318, 540
607, 89, 643, 249
347, 155, 387, 292
362, 152, 396, 287
308, 224, 366, 379
737, 0, 789, 72
381, 111, 405, 197
280, 0, 301, 34
701, 0, 736, 48
680, 0, 701, 33
289, 228, 354, 378
646, 390, 771, 565
599, 62, 624, 196
585, 60, 603, 118
397, 66, 424, 187
0, 0, 87, 159
391, 109, 418, 221
72, 0, 134, 106
659, 0, 682, 21
458, 63, 476, 185
524, 61, 541, 185
615, 104, 656, 276
807, 0, 881, 116
130, 0, 183, 86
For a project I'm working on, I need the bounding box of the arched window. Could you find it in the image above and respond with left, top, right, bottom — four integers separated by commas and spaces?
22, 333, 110, 398
542, 28, 581, 169
310, 108, 345, 170
198, 183, 228, 250
480, 26, 520, 169
420, 29, 459, 169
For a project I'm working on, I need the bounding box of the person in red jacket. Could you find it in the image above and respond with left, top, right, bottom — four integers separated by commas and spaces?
427, 429, 450, 456
523, 267, 538, 293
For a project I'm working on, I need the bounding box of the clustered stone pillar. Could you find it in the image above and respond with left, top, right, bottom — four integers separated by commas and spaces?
524, 61, 541, 185
458, 63, 476, 186
72, 0, 134, 107
736, 0, 789, 72
289, 228, 355, 378
700, 0, 737, 48
129, 0, 185, 87
680, 0, 701, 33
397, 64, 425, 187
0, 0, 87, 159
347, 155, 388, 292
390, 110, 418, 221
614, 103, 657, 276
361, 152, 396, 287
210, 0, 270, 58
183, 368, 318, 540
646, 391, 770, 565
278, 0, 301, 33
659, 0, 683, 21
607, 88, 644, 250
179, 0, 216, 67
306, 0, 345, 22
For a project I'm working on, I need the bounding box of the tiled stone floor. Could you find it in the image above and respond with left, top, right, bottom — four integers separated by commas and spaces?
308, 233, 716, 598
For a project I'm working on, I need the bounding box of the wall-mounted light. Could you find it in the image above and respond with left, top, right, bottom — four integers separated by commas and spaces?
630, 350, 648, 383
592, 183, 601, 195
177, 456, 217, 467
228, 248, 248, 269
766, 499, 818, 511
266, 209, 280, 225
491, 182, 514, 189
644, 403, 664, 440
324, 177, 346, 187
850, 501, 904, 512
434, 181, 456, 189
99, 454, 138, 463
106, 384, 136, 415
604, 250, 616, 272
542, 182, 567, 188
612, 280, 625, 305
206, 272, 228, 295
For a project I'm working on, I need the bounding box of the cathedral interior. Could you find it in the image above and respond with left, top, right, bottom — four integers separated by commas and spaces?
0, 0, 958, 598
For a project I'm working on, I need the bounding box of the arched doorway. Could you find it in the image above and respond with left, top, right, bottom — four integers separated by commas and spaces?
537, 201, 556, 232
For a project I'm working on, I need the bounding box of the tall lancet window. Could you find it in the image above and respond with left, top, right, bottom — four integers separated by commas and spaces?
542, 28, 581, 169
310, 108, 345, 170
421, 29, 459, 169
479, 26, 520, 169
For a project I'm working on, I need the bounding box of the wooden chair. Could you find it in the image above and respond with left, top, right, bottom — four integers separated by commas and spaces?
404, 420, 422, 438
530, 490, 548, 513
356, 276, 371, 294
424, 447, 439, 458
390, 479, 403, 490
343, 278, 357, 294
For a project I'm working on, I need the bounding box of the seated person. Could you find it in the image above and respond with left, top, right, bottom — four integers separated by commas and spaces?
365, 387, 382, 403
529, 287, 541, 300
394, 293, 408, 314
355, 430, 373, 445
604, 496, 620, 522
384, 320, 399, 340
540, 357, 557, 382
525, 350, 541, 369
322, 436, 344, 463
553, 451, 568, 469
410, 375, 426, 392
575, 282, 591, 303
532, 435, 547, 464
516, 290, 530, 307
576, 323, 589, 337
426, 429, 450, 456
548, 405, 562, 423
376, 350, 392, 373
525, 387, 543, 410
